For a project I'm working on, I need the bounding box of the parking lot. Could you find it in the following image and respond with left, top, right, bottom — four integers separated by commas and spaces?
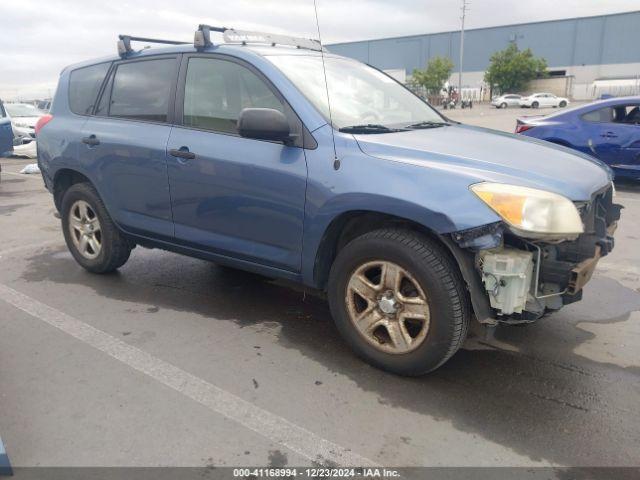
444, 101, 589, 132
1, 105, 639, 470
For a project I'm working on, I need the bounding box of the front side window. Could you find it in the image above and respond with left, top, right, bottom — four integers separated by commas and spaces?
69, 63, 111, 115
616, 105, 640, 124
109, 58, 176, 122
267, 54, 443, 129
183, 57, 284, 134
0, 102, 5, 118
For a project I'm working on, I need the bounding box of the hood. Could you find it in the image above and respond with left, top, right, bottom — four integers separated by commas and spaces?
11, 116, 39, 128
354, 124, 610, 201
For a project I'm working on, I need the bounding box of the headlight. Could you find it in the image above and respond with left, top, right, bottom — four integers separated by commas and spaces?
471, 182, 584, 239
14, 122, 32, 129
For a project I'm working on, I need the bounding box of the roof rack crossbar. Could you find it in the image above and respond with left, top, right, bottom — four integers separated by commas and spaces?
117, 35, 189, 57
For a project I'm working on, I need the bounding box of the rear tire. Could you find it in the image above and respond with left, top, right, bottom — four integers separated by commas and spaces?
61, 183, 131, 273
328, 229, 470, 376
532, 101, 539, 109
559, 101, 567, 108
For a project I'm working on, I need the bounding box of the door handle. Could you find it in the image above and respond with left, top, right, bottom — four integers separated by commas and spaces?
600, 132, 618, 139
82, 135, 100, 146
169, 147, 196, 160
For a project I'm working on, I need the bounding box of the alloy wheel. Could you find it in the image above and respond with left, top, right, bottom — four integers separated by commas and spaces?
345, 260, 431, 354
69, 200, 102, 259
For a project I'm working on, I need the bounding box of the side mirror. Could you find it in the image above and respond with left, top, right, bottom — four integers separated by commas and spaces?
238, 108, 291, 143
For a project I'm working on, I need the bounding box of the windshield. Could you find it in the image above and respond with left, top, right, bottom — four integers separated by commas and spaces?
267, 55, 444, 129
5, 103, 45, 117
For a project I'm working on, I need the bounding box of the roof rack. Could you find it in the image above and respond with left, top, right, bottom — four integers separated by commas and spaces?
195, 24, 325, 52
117, 26, 325, 57
117, 35, 190, 57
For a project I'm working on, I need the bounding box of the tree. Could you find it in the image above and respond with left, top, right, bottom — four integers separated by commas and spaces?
484, 43, 548, 94
412, 56, 454, 95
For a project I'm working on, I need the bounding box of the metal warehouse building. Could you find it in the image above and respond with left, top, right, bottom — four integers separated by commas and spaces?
328, 10, 640, 100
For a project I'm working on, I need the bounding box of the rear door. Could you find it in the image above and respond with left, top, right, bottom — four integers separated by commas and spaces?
582, 104, 640, 171
604, 104, 640, 174
166, 54, 308, 271
82, 56, 179, 239
0, 100, 13, 156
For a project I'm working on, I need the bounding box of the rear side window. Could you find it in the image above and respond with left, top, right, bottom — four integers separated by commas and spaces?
109, 58, 176, 123
0, 102, 5, 118
183, 57, 284, 134
582, 107, 614, 123
69, 63, 111, 115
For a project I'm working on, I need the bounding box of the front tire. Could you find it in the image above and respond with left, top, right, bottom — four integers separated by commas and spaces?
559, 101, 567, 108
532, 101, 539, 109
61, 183, 131, 273
328, 229, 470, 376
500, 102, 507, 109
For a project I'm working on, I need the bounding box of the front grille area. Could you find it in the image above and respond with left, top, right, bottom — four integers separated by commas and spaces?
538, 184, 621, 296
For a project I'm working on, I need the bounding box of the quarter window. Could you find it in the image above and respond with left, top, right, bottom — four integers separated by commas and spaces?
582, 107, 614, 123
183, 57, 284, 134
69, 63, 111, 115
109, 58, 176, 122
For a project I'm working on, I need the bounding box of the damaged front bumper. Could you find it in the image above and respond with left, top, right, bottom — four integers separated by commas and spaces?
450, 184, 622, 325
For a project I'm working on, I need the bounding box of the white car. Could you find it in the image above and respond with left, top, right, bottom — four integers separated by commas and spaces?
519, 93, 569, 109
491, 94, 522, 109
5, 103, 46, 147
12, 141, 37, 159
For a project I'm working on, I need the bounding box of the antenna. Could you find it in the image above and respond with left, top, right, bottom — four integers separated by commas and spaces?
313, 0, 339, 168
458, 0, 469, 97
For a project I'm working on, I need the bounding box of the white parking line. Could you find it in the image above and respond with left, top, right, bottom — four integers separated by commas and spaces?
0, 283, 377, 467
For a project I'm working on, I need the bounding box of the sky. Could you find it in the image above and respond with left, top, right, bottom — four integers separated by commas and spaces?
1, 0, 638, 100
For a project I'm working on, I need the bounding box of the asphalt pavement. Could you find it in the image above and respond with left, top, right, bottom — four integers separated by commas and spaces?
0, 108, 639, 471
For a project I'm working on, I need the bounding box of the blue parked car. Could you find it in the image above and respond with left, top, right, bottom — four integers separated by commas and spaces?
37, 26, 621, 375
517, 96, 640, 179
0, 99, 14, 158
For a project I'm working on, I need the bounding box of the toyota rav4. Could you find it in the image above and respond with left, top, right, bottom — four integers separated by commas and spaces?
36, 26, 622, 375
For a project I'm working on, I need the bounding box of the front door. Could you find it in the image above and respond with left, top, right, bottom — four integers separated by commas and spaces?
0, 101, 13, 156
167, 55, 308, 272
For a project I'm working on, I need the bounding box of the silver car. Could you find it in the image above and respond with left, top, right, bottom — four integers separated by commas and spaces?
491, 94, 522, 109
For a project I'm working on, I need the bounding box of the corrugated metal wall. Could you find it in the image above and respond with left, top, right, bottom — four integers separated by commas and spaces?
328, 11, 640, 74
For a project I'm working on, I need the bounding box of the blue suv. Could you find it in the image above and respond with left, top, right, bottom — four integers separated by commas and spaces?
37, 26, 621, 375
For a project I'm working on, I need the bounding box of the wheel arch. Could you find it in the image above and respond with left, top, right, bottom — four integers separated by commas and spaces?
313, 210, 454, 291
53, 168, 93, 212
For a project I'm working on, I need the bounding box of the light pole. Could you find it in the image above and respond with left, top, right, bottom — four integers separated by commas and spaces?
458, 0, 469, 98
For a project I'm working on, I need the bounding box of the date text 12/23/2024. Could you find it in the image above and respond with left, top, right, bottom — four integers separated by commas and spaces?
232, 468, 400, 478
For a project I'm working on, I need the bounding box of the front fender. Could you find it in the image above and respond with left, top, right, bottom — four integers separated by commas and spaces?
300, 126, 500, 285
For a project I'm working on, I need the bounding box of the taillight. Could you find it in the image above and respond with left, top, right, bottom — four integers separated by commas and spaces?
35, 114, 53, 136
515, 123, 534, 134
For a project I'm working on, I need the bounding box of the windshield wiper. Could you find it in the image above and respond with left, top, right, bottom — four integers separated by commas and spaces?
338, 124, 407, 134
405, 121, 450, 129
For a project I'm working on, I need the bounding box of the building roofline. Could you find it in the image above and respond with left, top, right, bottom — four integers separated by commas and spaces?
327, 9, 640, 46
